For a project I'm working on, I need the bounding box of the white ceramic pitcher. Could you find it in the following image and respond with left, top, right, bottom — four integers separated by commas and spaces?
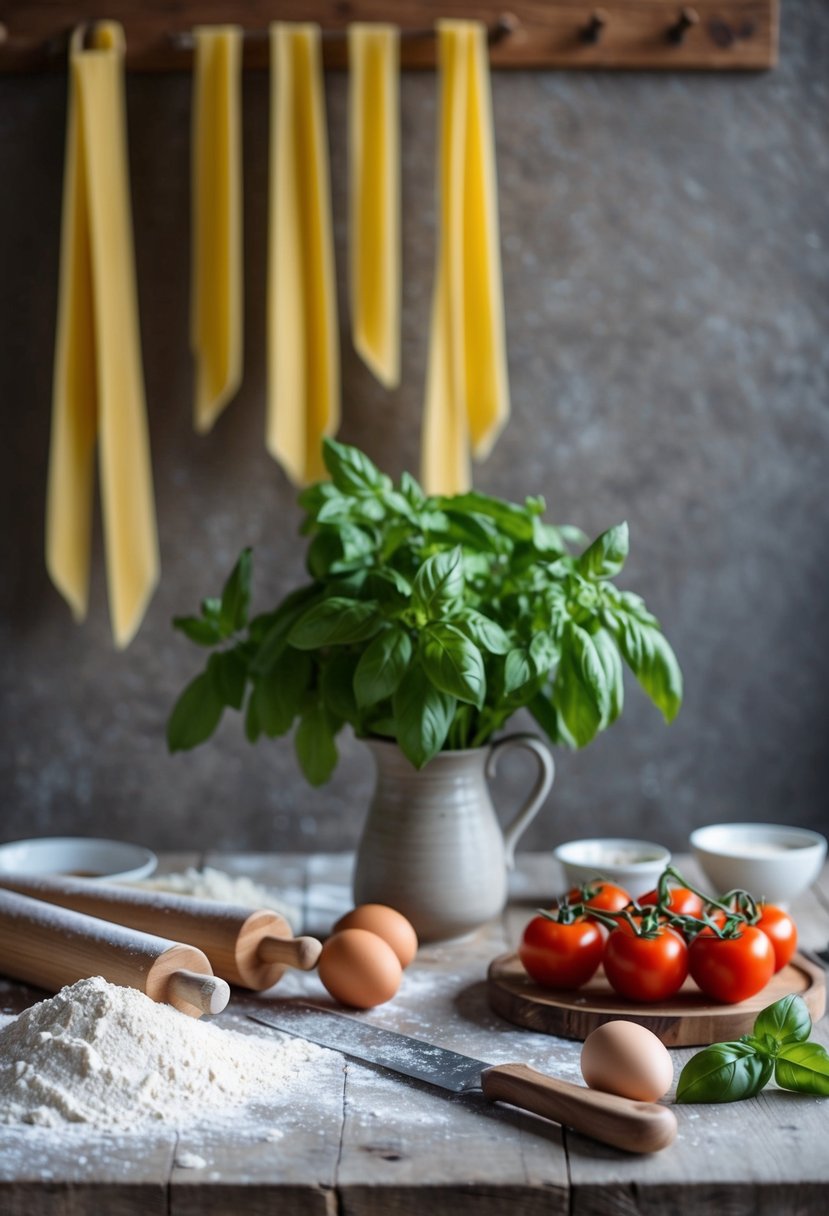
353, 734, 555, 942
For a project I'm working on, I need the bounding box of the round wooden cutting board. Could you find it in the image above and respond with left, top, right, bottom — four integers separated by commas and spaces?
487, 951, 826, 1046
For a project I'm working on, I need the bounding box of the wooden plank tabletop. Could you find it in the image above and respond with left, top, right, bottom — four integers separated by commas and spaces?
1, 851, 828, 1216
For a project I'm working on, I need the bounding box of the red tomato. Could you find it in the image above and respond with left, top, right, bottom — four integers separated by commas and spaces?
688, 925, 775, 1003
755, 904, 798, 972
603, 925, 689, 1003
639, 886, 705, 918
567, 881, 632, 915
518, 915, 604, 989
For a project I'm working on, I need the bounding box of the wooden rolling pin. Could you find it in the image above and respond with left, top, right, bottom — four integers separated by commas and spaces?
0, 888, 230, 1017
0, 874, 322, 991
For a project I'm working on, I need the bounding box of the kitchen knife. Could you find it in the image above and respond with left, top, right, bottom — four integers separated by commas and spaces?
248, 1003, 677, 1154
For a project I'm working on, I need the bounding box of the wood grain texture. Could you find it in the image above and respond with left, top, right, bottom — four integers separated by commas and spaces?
0, 0, 778, 71
1, 852, 828, 1215
480, 1062, 677, 1153
487, 950, 826, 1045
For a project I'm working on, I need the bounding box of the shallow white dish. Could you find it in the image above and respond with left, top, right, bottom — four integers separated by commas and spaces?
553, 837, 671, 899
690, 822, 827, 907
0, 837, 157, 883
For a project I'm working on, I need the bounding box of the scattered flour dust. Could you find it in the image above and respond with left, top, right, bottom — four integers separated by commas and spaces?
0, 976, 324, 1130
133, 866, 300, 928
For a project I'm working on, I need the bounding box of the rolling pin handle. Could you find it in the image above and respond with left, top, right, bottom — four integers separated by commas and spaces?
256, 934, 323, 971
168, 970, 231, 1015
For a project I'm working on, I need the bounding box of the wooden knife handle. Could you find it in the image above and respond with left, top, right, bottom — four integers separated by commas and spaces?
481, 1063, 677, 1154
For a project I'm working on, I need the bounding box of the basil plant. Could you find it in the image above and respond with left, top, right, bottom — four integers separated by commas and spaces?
168, 439, 682, 784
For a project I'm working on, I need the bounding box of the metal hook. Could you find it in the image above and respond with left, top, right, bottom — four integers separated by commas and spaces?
668, 7, 700, 44
581, 9, 609, 45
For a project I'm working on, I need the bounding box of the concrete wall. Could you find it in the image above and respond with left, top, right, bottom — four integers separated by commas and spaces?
1, 1, 827, 855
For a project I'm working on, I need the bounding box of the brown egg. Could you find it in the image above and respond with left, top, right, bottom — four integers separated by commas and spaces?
580, 1020, 673, 1103
318, 928, 403, 1009
333, 904, 418, 968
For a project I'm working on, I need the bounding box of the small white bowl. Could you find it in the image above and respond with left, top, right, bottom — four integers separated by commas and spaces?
553, 837, 671, 899
690, 823, 827, 907
0, 837, 157, 884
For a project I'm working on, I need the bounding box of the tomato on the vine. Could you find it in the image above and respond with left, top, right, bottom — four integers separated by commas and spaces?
603, 924, 689, 1003
755, 904, 798, 972
567, 881, 632, 916
639, 886, 705, 918
518, 913, 604, 989
688, 925, 775, 1003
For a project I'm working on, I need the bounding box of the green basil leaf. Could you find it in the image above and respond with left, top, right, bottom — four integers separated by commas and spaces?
421, 624, 486, 708
676, 1042, 773, 1104
412, 548, 464, 619
532, 517, 567, 557
434, 492, 534, 541
297, 480, 339, 518
173, 615, 223, 646
527, 692, 566, 745
219, 548, 252, 634
322, 438, 391, 495
244, 689, 262, 743
775, 1043, 829, 1095
456, 610, 511, 655
392, 663, 456, 769
315, 494, 354, 526
320, 653, 361, 725
307, 528, 372, 578
613, 615, 683, 723
288, 598, 383, 649
167, 671, 224, 751
254, 648, 312, 737
440, 510, 501, 551
201, 596, 222, 621
578, 522, 629, 580
354, 627, 412, 708
529, 630, 558, 673
754, 994, 812, 1048
251, 586, 321, 674
295, 703, 339, 786
400, 470, 426, 508
208, 649, 247, 710
591, 628, 624, 726
503, 647, 535, 697
363, 568, 413, 609
553, 623, 610, 747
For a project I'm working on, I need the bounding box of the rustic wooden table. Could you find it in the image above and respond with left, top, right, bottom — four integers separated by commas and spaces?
1, 851, 828, 1215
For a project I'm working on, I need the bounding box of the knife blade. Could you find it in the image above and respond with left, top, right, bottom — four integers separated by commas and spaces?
248, 1003, 677, 1154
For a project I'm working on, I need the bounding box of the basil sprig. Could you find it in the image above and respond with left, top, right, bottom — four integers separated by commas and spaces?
677, 994, 829, 1103
167, 439, 682, 781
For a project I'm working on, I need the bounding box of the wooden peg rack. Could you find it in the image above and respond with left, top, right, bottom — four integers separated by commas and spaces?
0, 0, 778, 72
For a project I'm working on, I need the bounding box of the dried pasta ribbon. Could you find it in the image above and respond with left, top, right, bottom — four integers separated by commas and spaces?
348, 23, 401, 389
191, 25, 244, 434
422, 20, 510, 494
46, 21, 159, 649
267, 22, 340, 486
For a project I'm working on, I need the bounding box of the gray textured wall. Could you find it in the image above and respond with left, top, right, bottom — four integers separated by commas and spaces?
1, 2, 828, 856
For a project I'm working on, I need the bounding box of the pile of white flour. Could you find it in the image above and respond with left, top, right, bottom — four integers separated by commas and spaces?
0, 977, 322, 1129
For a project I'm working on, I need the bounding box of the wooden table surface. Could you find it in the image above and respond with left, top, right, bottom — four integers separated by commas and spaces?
1, 851, 828, 1216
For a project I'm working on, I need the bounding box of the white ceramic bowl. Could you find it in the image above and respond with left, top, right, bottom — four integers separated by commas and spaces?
0, 837, 157, 883
553, 837, 671, 899
690, 822, 827, 906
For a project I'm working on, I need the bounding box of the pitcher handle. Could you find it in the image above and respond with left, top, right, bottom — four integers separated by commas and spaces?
486, 733, 555, 869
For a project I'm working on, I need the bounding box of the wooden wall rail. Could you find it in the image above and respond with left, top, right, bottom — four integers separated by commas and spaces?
0, 1, 778, 71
